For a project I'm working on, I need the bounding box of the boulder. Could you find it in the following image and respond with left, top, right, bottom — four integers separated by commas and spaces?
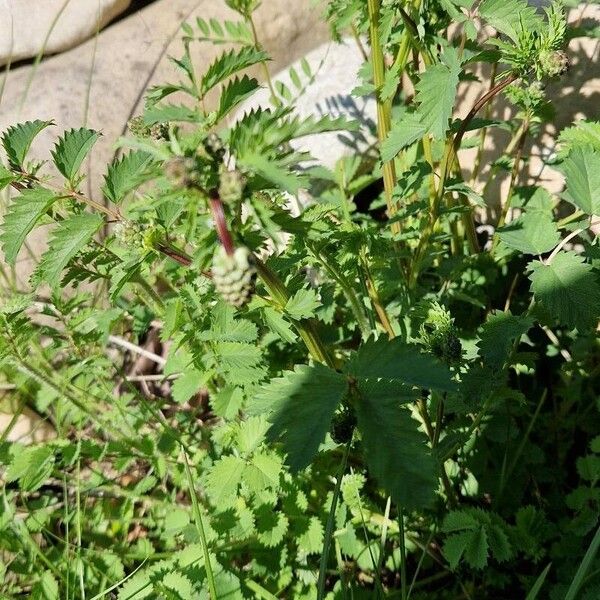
0, 0, 132, 67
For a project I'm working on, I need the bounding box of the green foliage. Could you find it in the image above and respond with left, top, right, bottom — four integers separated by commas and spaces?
1, 119, 54, 168
0, 187, 56, 264
529, 252, 600, 330
51, 127, 100, 183
0, 1, 598, 598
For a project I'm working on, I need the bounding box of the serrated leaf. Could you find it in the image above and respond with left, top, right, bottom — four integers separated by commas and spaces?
558, 121, 600, 157
477, 311, 533, 369
381, 112, 427, 161
217, 75, 260, 120
205, 454, 246, 508
297, 516, 324, 554
479, 0, 543, 42
201, 47, 269, 95
252, 363, 347, 471
262, 306, 297, 343
212, 386, 244, 419
0, 187, 56, 265
143, 103, 201, 125
497, 213, 560, 255
32, 212, 103, 287
561, 145, 600, 215
1, 120, 53, 168
285, 288, 321, 320
244, 452, 282, 493
414, 50, 460, 139
171, 368, 204, 404
214, 341, 264, 384
51, 128, 100, 182
240, 152, 305, 194
161, 572, 193, 599
0, 163, 16, 190
529, 252, 600, 330
103, 150, 156, 203
255, 508, 288, 547
355, 387, 437, 510
345, 337, 456, 392
6, 445, 54, 492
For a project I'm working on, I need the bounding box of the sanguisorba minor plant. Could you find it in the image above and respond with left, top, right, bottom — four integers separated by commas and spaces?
1, 0, 599, 597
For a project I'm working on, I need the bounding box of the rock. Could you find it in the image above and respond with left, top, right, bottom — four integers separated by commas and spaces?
0, 0, 329, 282
0, 0, 132, 67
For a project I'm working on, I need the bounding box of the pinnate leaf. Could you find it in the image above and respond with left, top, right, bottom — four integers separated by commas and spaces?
1, 119, 53, 168
51, 128, 100, 182
0, 187, 56, 265
103, 150, 156, 203
529, 251, 600, 330
32, 212, 103, 288
201, 47, 269, 95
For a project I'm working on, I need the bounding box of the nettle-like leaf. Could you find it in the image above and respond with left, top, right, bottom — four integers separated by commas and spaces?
558, 120, 600, 158
477, 311, 533, 369
561, 145, 600, 215
497, 212, 560, 255
284, 288, 322, 320
252, 363, 347, 471
442, 509, 513, 570
201, 47, 269, 96
32, 212, 104, 288
5, 445, 55, 492
414, 48, 460, 140
1, 119, 54, 169
529, 251, 600, 330
479, 0, 543, 42
0, 187, 56, 265
354, 382, 437, 509
345, 337, 456, 392
103, 150, 156, 204
381, 112, 427, 161
216, 75, 260, 121
51, 128, 100, 182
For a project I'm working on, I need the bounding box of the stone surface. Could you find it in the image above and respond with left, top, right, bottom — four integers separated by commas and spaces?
0, 0, 329, 285
0, 0, 132, 66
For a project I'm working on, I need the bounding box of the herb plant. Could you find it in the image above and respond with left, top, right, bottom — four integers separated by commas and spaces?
0, 0, 599, 598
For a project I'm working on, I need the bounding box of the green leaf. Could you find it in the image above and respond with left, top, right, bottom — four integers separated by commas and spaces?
477, 311, 533, 369
414, 49, 460, 139
479, 0, 542, 42
381, 112, 427, 161
345, 337, 456, 392
297, 516, 324, 554
497, 212, 560, 255
51, 128, 100, 182
561, 145, 600, 215
355, 385, 437, 510
1, 120, 54, 168
143, 104, 201, 125
212, 386, 244, 419
103, 150, 156, 203
244, 452, 282, 493
558, 121, 600, 158
262, 306, 297, 343
252, 363, 347, 471
216, 75, 260, 120
171, 369, 204, 404
529, 252, 600, 330
31, 571, 59, 600
201, 47, 269, 95
285, 288, 321, 320
0, 163, 16, 190
0, 187, 56, 265
32, 212, 103, 287
205, 454, 246, 508
6, 445, 55, 492
240, 152, 305, 194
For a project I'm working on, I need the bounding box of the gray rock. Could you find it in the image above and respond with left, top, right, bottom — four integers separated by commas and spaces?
0, 0, 132, 66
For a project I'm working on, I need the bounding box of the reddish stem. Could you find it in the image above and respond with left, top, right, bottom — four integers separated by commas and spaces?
209, 193, 234, 256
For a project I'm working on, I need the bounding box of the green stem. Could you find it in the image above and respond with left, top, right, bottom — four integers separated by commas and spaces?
367, 0, 400, 236
254, 258, 334, 367
317, 439, 352, 600
399, 507, 408, 600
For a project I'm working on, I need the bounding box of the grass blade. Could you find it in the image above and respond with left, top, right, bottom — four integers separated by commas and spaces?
525, 563, 552, 600
565, 525, 600, 600
183, 449, 218, 600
